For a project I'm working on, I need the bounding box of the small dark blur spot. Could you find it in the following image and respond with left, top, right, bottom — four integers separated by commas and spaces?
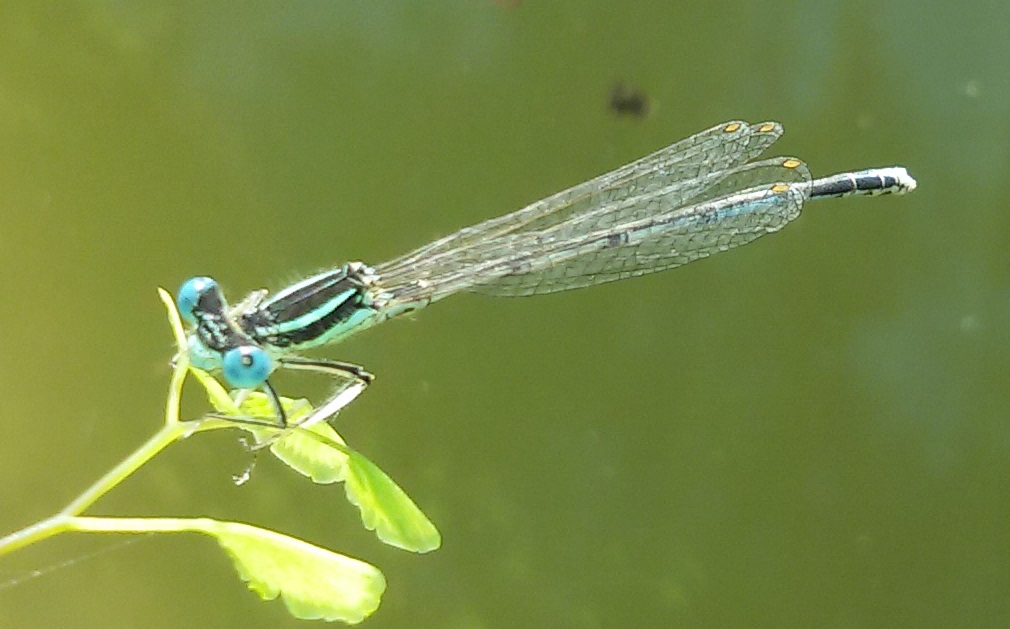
609, 82, 651, 119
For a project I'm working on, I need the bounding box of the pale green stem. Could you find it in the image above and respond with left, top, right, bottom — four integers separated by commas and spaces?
60, 423, 184, 516
67, 516, 217, 535
0, 514, 75, 556
0, 339, 216, 557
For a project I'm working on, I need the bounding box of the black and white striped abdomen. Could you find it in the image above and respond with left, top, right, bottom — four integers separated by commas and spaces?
808, 167, 917, 200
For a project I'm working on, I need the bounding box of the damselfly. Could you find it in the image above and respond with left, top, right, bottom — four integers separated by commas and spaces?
177, 120, 916, 428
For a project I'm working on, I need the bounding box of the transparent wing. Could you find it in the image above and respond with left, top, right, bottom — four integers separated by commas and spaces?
476, 158, 811, 297
378, 156, 811, 303
380, 121, 784, 277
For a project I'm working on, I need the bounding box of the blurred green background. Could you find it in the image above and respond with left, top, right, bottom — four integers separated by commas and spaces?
0, 1, 1007, 628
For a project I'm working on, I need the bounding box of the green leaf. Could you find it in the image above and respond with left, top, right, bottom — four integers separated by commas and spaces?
344, 450, 441, 553
234, 389, 292, 418
184, 383, 440, 553
225, 392, 351, 484
190, 366, 241, 415
270, 421, 350, 485
208, 520, 385, 623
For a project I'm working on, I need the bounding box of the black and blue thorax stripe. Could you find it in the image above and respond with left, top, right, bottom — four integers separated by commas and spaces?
239, 262, 383, 351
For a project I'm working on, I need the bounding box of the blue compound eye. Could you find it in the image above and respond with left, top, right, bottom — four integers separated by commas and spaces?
177, 276, 218, 323
222, 346, 273, 388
